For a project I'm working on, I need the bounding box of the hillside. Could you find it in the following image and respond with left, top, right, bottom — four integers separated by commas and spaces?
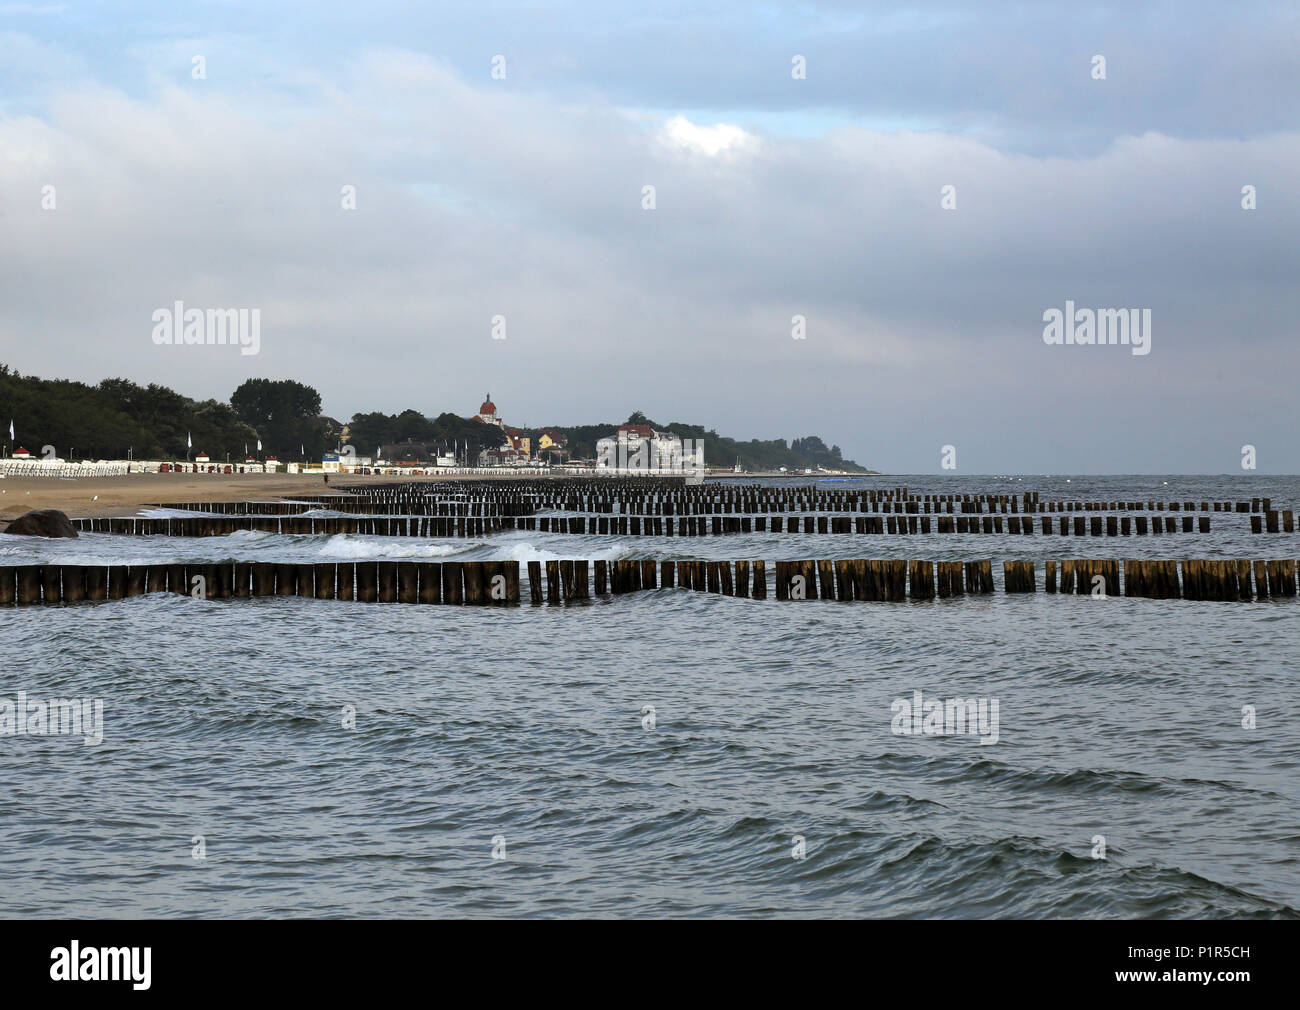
531, 412, 871, 472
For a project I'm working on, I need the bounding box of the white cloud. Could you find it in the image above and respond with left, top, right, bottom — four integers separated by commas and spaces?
662, 115, 751, 156
0, 49, 1297, 471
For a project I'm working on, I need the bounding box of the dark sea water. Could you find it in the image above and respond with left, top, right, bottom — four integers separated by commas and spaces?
1, 475, 1298, 918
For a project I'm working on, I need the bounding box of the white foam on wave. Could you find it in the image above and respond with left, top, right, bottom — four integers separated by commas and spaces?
226, 529, 278, 544
494, 540, 636, 565
316, 535, 468, 560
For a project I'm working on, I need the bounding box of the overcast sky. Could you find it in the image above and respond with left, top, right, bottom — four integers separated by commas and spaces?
1, 1, 1297, 472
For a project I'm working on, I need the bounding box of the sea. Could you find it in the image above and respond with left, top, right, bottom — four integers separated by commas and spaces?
1, 475, 1297, 918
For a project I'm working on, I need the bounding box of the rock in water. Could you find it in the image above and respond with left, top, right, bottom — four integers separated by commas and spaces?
3, 509, 79, 538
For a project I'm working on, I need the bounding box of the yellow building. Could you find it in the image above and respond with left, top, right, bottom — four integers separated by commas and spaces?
538, 430, 566, 452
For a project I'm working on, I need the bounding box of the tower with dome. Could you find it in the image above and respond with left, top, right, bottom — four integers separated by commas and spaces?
476, 393, 504, 428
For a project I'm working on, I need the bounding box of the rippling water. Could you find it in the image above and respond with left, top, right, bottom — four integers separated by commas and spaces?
1, 475, 1298, 918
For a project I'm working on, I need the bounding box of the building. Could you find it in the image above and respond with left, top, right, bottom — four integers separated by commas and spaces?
537, 429, 567, 452
504, 427, 531, 457
596, 424, 701, 472
476, 394, 503, 428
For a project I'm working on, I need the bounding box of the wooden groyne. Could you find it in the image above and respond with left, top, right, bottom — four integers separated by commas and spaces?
70, 512, 1215, 538
0, 561, 520, 606
324, 480, 1264, 516
5, 557, 1299, 606
71, 515, 507, 538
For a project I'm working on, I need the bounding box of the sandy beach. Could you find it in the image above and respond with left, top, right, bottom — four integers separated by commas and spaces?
0, 472, 429, 525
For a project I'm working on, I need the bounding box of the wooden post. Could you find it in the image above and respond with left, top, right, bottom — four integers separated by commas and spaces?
462, 561, 484, 604
1252, 560, 1269, 598
397, 562, 418, 603
60, 565, 87, 603
101, 565, 125, 601
909, 560, 935, 599
442, 562, 463, 604
354, 563, 377, 602
0, 565, 15, 605
293, 564, 314, 600
833, 560, 854, 600
965, 560, 993, 594
84, 566, 108, 601
1269, 560, 1296, 597
503, 561, 520, 604
416, 563, 441, 604
337, 563, 355, 601
593, 560, 607, 595
376, 561, 398, 602
751, 559, 766, 599
315, 563, 336, 600
16, 565, 42, 605
1234, 560, 1252, 600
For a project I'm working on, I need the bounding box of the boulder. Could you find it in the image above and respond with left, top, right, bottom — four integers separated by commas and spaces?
3, 508, 79, 538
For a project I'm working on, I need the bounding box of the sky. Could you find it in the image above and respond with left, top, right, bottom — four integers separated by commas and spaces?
0, 1, 1297, 472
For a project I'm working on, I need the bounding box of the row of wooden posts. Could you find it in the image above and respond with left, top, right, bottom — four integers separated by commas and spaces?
145, 499, 530, 516
71, 515, 507, 538
6, 557, 1300, 605
0, 560, 519, 605
1251, 512, 1297, 533
328, 481, 1266, 515
72, 512, 1219, 539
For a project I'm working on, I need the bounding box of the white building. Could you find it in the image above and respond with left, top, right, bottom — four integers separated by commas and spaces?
596, 424, 703, 472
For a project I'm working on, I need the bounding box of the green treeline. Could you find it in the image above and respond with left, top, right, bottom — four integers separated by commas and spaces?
0, 368, 870, 471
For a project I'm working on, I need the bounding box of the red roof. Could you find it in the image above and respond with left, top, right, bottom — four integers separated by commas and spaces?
619, 424, 654, 437
479, 393, 496, 415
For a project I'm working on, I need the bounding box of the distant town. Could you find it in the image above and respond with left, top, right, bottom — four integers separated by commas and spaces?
0, 368, 872, 477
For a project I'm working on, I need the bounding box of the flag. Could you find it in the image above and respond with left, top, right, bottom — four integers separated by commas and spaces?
187, 431, 192, 448
256, 438, 262, 451
300, 444, 304, 457
7, 419, 12, 440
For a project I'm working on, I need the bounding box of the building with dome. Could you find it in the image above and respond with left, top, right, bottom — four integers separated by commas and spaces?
477, 393, 504, 428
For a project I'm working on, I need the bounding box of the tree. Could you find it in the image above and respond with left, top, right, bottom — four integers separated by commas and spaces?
231, 379, 326, 459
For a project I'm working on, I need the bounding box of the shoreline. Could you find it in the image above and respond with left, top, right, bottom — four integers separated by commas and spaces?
0, 470, 879, 525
